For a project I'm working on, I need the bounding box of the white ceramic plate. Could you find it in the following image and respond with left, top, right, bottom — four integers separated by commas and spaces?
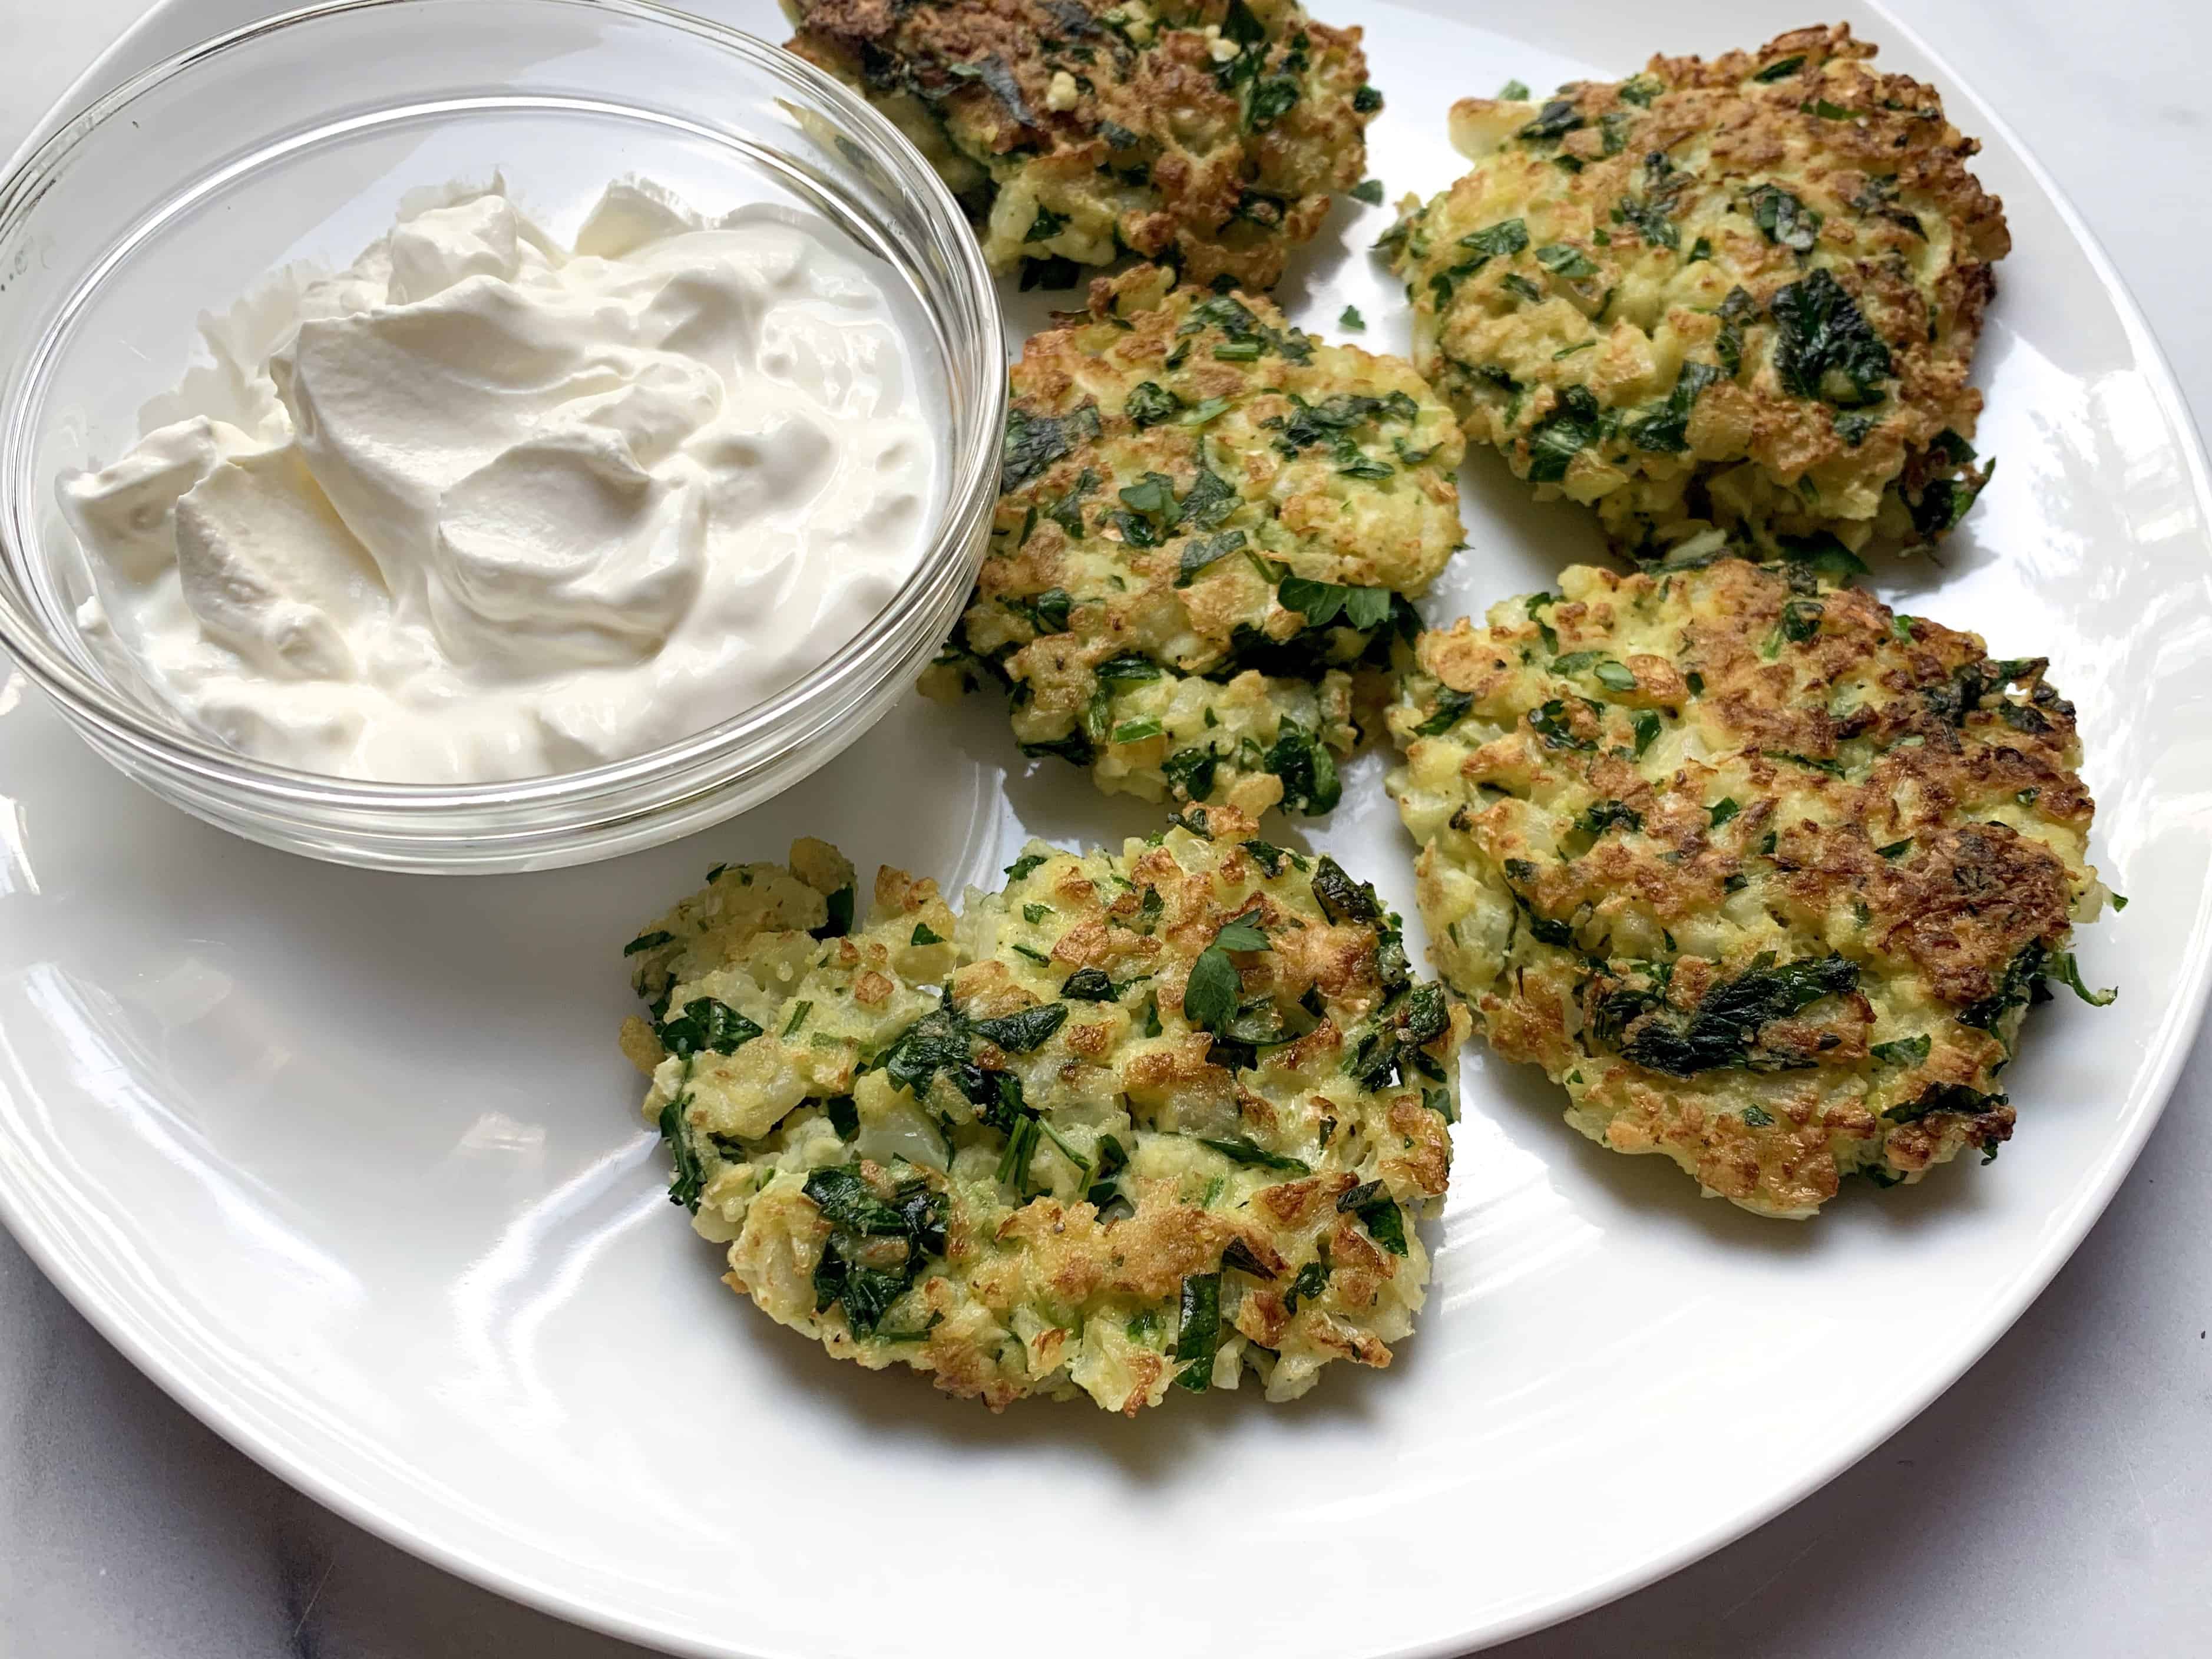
3, 2, 2208, 1656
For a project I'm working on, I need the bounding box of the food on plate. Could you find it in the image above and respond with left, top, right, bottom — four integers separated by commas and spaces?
1381, 23, 2006, 564
923, 264, 1464, 817
1386, 557, 2112, 1218
783, 0, 1381, 292
55, 179, 937, 783
619, 804, 1468, 1410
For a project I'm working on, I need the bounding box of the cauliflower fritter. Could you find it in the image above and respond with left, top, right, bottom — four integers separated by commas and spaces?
925, 265, 1465, 817
1383, 24, 2007, 563
1387, 558, 2111, 1218
784, 0, 1379, 291
620, 804, 1468, 1411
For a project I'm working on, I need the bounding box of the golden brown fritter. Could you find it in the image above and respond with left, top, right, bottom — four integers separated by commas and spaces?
1383, 24, 2008, 562
1387, 557, 2112, 1218
784, 0, 1380, 290
620, 804, 1468, 1410
923, 264, 1464, 817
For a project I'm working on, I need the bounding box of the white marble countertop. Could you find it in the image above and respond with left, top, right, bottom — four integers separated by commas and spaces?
3, 4, 2207, 1655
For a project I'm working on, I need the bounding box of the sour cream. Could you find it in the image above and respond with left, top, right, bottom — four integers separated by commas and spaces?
59, 179, 938, 782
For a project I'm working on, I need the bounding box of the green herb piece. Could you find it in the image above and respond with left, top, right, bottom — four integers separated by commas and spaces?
1576, 801, 1643, 841
782, 1000, 814, 1037
657, 997, 763, 1059
624, 929, 674, 957
1886, 1082, 2005, 1125
1498, 78, 1530, 100
1310, 855, 1383, 925
825, 1095, 859, 1138
1199, 1135, 1311, 1173
1627, 362, 1721, 452
1745, 183, 1821, 253
1959, 943, 2049, 1030
1007, 587, 1073, 637
658, 1096, 705, 1212
1524, 593, 1559, 652
1709, 798, 1741, 828
1632, 710, 1662, 756
2051, 951, 2117, 1007
1182, 945, 1242, 1035
1061, 967, 1117, 1003
971, 1003, 1069, 1052
1350, 179, 1385, 206
1335, 1180, 1407, 1255
1265, 723, 1341, 816
1119, 474, 1173, 519
1173, 529, 1246, 588
1615, 195, 1678, 249
1870, 1033, 1932, 1067
1525, 385, 1603, 483
1214, 910, 1271, 952
1518, 99, 1583, 141
804, 1166, 911, 1237
1284, 1257, 1331, 1313
1208, 1237, 1271, 1280
1535, 242, 1598, 279
1527, 699, 1593, 751
1160, 745, 1219, 804
1024, 205, 1069, 243
1083, 1133, 1129, 1211
1124, 381, 1181, 428
1753, 54, 1806, 81
1172, 1272, 1223, 1392
808, 1166, 946, 1337
1770, 267, 1892, 407
1415, 688, 1474, 736
1741, 1103, 1777, 1127
1000, 404, 1102, 494
880, 1004, 973, 1101
1606, 954, 1860, 1076
910, 923, 944, 947
1779, 596, 1824, 645
1338, 303, 1366, 331
1277, 573, 1393, 631
1458, 217, 1532, 270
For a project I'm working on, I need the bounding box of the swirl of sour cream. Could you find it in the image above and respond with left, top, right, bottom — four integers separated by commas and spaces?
59, 177, 938, 782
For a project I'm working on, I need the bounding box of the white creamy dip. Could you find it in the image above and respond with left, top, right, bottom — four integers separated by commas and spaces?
59, 179, 937, 782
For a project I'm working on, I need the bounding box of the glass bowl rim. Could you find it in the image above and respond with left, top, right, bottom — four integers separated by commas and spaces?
0, 0, 1006, 811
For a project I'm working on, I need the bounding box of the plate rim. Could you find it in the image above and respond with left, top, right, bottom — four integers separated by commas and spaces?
2, 2, 2208, 1655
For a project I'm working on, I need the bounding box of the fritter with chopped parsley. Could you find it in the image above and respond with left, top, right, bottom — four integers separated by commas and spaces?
620, 804, 1469, 1411
1386, 557, 2111, 1218
1382, 23, 2007, 563
783, 0, 1380, 292
924, 264, 1464, 818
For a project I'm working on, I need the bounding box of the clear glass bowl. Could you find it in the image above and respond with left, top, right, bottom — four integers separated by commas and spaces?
0, 0, 1003, 873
